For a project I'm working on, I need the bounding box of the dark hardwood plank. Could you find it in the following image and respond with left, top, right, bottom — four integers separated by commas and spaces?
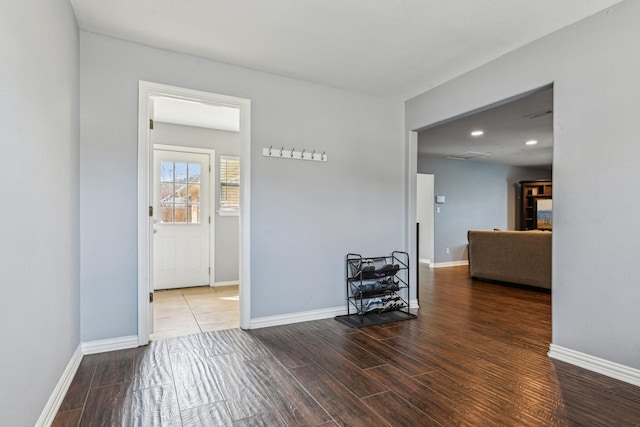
364, 363, 466, 426
232, 411, 288, 427
165, 333, 207, 354
342, 331, 433, 376
55, 266, 640, 426
79, 383, 132, 427
311, 327, 388, 369
132, 340, 173, 391
247, 356, 333, 426
290, 363, 391, 427
58, 359, 96, 411
131, 385, 181, 427
170, 349, 225, 410
51, 409, 82, 427
207, 353, 275, 421
358, 324, 404, 340
214, 329, 272, 360
249, 327, 317, 368
362, 390, 439, 427
90, 348, 136, 388
296, 335, 389, 398
180, 401, 234, 427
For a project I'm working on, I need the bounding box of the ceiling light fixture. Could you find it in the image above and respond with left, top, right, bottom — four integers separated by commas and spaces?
525, 140, 538, 145
471, 130, 484, 137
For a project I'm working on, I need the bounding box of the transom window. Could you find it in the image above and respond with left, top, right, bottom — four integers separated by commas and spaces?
159, 161, 201, 224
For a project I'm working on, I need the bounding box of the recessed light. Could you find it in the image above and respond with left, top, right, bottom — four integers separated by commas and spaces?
471, 130, 484, 137
525, 140, 538, 145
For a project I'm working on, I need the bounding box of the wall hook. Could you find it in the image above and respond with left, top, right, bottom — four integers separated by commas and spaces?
262, 146, 325, 162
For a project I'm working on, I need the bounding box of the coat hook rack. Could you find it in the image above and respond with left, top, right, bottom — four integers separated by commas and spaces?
262, 146, 327, 162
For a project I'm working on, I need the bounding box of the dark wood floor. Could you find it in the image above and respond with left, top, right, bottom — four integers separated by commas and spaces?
54, 266, 640, 426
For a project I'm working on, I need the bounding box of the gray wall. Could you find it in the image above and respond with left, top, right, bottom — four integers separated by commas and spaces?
407, 1, 640, 368
79, 31, 404, 339
0, 1, 80, 425
417, 156, 550, 263
152, 122, 240, 283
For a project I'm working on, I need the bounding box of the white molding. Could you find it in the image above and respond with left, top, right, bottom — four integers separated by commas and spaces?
405, 131, 418, 293
213, 281, 239, 287
431, 260, 469, 268
250, 306, 347, 329
35, 345, 83, 427
138, 81, 252, 342
419, 258, 431, 265
238, 97, 251, 331
250, 300, 420, 330
81, 335, 139, 355
217, 209, 239, 217
154, 144, 214, 155
548, 344, 640, 387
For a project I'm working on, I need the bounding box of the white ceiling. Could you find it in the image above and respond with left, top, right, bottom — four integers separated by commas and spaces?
69, 0, 623, 100
418, 86, 553, 168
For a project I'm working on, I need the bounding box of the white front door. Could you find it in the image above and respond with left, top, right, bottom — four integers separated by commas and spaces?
153, 149, 212, 290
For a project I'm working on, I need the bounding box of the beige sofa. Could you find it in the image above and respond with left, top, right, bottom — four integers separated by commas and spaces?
467, 230, 551, 290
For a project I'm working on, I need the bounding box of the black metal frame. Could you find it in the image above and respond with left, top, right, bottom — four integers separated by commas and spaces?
336, 251, 415, 327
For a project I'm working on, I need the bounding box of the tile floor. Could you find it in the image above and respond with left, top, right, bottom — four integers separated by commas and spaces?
151, 285, 239, 341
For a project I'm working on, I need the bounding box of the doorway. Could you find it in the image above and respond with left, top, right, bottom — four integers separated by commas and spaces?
137, 81, 251, 345
416, 173, 434, 266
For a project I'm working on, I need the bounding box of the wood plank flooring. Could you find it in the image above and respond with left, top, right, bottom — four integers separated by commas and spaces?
53, 266, 640, 426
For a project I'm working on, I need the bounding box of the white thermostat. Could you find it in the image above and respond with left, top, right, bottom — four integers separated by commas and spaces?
436, 195, 445, 204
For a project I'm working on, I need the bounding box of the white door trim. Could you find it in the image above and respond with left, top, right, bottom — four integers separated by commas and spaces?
405, 131, 419, 294
138, 81, 252, 345
154, 144, 216, 288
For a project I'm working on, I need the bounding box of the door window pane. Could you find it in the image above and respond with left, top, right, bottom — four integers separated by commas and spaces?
160, 183, 174, 201
159, 161, 202, 224
188, 163, 201, 183
160, 162, 174, 182
175, 162, 188, 183
160, 204, 173, 223
174, 204, 187, 223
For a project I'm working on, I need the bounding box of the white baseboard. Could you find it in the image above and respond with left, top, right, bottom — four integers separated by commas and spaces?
250, 306, 347, 329
212, 281, 239, 287
419, 258, 431, 265
250, 299, 420, 329
431, 260, 469, 269
548, 344, 640, 387
81, 335, 139, 355
35, 344, 83, 427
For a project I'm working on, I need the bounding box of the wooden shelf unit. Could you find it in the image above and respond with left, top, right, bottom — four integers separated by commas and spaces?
518, 180, 552, 231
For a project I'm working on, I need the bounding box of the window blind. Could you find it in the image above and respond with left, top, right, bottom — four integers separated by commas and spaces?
220, 156, 240, 209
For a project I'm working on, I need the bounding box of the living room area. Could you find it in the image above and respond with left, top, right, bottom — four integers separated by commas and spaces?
417, 85, 554, 291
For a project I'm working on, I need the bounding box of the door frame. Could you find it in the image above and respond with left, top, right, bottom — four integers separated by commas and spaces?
138, 81, 251, 345
153, 144, 216, 290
